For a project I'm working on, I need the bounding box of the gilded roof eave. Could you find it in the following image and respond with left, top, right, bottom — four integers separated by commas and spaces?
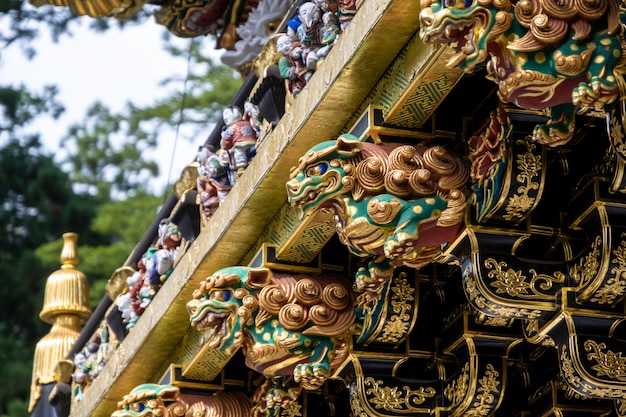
69, 0, 435, 416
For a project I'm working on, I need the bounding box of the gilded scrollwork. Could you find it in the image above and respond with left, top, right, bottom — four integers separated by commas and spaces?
279, 401, 302, 417
584, 340, 626, 382
464, 268, 543, 319
364, 377, 437, 412
465, 364, 500, 417
349, 382, 369, 417
378, 273, 415, 344
590, 234, 626, 305
569, 236, 602, 289
610, 104, 626, 157
617, 398, 626, 416
560, 343, 626, 399
444, 363, 470, 407
485, 258, 565, 299
503, 139, 542, 221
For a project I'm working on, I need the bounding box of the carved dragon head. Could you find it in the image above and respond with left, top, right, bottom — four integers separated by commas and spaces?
111, 384, 179, 417
186, 266, 271, 355
286, 134, 363, 214
419, 0, 511, 73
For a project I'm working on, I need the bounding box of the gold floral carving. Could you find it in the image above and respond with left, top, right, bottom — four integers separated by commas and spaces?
590, 234, 626, 305
584, 340, 626, 382
479, 316, 512, 327
444, 363, 470, 407
610, 105, 626, 156
364, 377, 436, 412
503, 138, 541, 221
378, 273, 415, 343
280, 401, 303, 417
484, 258, 564, 299
349, 383, 369, 417
569, 236, 602, 288
617, 398, 626, 416
465, 364, 500, 417
559, 345, 626, 399
464, 268, 542, 319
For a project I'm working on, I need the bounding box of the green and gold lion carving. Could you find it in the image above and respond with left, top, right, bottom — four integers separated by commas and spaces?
286, 134, 468, 308
419, 0, 625, 146
186, 266, 355, 416
111, 383, 250, 417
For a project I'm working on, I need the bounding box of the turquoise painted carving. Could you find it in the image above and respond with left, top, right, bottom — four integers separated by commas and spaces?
187, 266, 354, 416
111, 384, 179, 417
419, 0, 625, 146
286, 134, 468, 309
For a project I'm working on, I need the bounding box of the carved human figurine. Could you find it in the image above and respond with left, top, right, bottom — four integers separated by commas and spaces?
116, 269, 141, 327
335, 0, 357, 30
276, 34, 310, 96
187, 266, 355, 416
243, 100, 263, 138
295, 2, 327, 70
320, 11, 340, 48
149, 219, 181, 285
196, 145, 232, 222
220, 106, 258, 175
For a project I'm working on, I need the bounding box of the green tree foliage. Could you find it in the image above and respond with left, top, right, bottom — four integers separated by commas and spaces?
62, 101, 160, 200
0, 85, 99, 417
151, 39, 243, 137
0, 0, 151, 59
0, 0, 76, 58
61, 39, 241, 200
0, 8, 241, 416
35, 191, 162, 305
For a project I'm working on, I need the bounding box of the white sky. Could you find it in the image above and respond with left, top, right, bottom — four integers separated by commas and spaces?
0, 11, 222, 193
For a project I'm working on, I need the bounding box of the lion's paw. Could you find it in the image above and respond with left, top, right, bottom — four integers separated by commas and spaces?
572, 78, 617, 110
294, 363, 329, 388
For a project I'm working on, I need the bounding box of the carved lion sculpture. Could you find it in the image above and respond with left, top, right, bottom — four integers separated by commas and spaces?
286, 134, 468, 305
186, 266, 355, 416
419, 0, 625, 146
111, 383, 250, 417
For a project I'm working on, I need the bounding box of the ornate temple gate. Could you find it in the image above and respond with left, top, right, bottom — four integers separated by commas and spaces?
28, 0, 626, 416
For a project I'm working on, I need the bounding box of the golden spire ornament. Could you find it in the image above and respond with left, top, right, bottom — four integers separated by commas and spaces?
29, 233, 92, 413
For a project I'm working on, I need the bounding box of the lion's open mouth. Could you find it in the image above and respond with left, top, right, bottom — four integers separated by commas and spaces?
290, 174, 340, 209
192, 310, 231, 348
424, 20, 477, 68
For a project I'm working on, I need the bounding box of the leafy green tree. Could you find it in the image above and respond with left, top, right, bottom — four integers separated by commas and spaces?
0, 85, 100, 417
0, 9, 241, 417
61, 40, 241, 200
36, 191, 162, 305
0, 0, 151, 59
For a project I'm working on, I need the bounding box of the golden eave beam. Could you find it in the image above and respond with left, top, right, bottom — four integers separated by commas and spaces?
69, 0, 427, 416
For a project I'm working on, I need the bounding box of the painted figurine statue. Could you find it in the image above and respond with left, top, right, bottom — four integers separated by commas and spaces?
196, 145, 232, 222
220, 105, 258, 175
419, 0, 625, 146
277, 34, 311, 96
286, 134, 468, 306
116, 219, 181, 329
187, 266, 355, 416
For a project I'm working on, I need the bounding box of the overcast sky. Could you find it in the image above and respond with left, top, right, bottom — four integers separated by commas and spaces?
1, 13, 219, 192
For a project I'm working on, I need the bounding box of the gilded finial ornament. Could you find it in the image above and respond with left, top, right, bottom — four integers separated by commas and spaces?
29, 233, 91, 412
